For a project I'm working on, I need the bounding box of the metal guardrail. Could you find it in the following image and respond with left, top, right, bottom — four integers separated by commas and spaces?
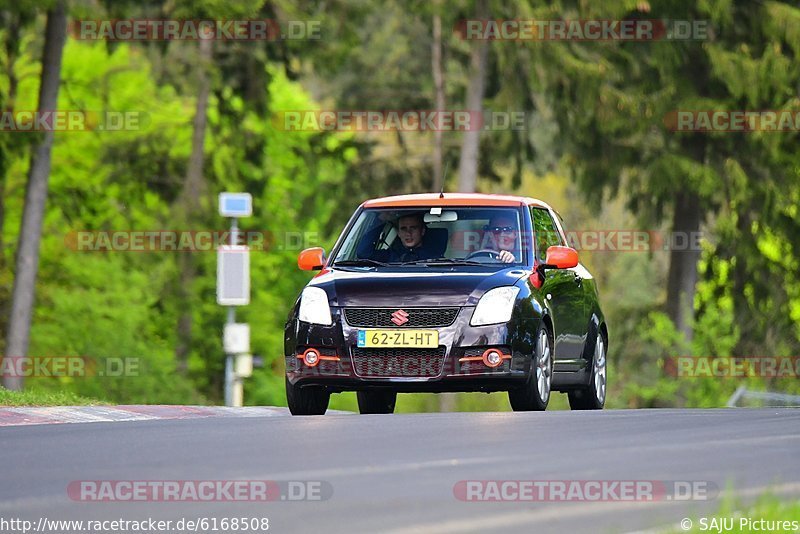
727, 386, 800, 407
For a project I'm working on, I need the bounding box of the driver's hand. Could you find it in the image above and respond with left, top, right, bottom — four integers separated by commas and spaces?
498, 250, 515, 263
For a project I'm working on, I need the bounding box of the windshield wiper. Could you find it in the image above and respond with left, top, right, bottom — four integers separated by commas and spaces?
333, 259, 391, 268
400, 257, 485, 266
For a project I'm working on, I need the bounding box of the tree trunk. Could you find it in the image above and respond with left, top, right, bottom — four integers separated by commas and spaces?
0, 10, 29, 357
665, 190, 702, 342
3, 1, 68, 390
456, 0, 489, 193
174, 38, 213, 375
431, 11, 445, 192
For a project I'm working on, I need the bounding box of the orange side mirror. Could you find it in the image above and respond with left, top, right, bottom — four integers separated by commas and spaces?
544, 245, 579, 269
298, 247, 326, 271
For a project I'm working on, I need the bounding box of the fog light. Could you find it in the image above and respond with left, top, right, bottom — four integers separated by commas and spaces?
302, 348, 320, 367
483, 349, 503, 368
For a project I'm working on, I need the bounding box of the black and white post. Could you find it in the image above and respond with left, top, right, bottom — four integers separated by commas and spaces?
217, 193, 253, 406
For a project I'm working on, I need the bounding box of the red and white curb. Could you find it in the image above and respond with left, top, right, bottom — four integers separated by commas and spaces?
0, 405, 301, 427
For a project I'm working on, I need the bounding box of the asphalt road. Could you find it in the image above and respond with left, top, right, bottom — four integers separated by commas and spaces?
2, 408, 799, 534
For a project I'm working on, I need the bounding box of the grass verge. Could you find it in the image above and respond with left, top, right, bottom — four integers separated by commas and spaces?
0, 388, 107, 407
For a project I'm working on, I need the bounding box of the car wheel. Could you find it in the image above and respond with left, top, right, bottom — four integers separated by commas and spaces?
357, 390, 397, 414
508, 324, 552, 411
568, 330, 606, 410
286, 377, 330, 415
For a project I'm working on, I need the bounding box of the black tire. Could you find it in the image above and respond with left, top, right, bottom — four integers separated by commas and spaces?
357, 390, 397, 414
568, 329, 606, 410
286, 377, 330, 415
508, 323, 552, 411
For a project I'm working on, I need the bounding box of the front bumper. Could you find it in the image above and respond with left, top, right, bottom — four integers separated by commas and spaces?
285, 307, 533, 393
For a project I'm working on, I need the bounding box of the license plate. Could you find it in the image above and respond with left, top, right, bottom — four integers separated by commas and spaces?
357, 329, 439, 348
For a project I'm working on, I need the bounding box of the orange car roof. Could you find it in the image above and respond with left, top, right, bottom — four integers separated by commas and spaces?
362, 193, 551, 209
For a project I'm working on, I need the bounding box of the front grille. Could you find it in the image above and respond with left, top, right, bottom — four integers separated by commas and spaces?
351, 347, 446, 377
344, 308, 459, 328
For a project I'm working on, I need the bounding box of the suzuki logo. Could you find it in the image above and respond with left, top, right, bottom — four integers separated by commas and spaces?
391, 309, 409, 326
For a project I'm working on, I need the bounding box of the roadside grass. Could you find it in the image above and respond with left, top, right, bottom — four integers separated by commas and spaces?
0, 388, 107, 407
676, 492, 800, 533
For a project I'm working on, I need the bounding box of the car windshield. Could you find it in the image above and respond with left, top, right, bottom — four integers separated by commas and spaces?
332, 207, 526, 266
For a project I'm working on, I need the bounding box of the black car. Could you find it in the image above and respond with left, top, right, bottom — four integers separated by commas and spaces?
285, 193, 607, 415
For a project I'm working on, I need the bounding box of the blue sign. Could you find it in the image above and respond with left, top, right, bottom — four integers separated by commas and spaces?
219, 193, 253, 217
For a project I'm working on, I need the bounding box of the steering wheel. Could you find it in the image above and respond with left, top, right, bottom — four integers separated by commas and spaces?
465, 248, 500, 260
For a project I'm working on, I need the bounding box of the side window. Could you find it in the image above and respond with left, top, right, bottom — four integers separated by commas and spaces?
530, 208, 562, 260
352, 213, 392, 259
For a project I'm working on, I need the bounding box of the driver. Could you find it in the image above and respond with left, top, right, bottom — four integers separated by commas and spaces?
483, 215, 518, 264
392, 213, 434, 261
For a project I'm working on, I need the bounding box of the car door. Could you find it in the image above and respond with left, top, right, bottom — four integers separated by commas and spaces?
530, 207, 587, 360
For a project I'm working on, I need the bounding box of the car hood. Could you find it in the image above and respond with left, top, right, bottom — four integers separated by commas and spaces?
310, 267, 529, 307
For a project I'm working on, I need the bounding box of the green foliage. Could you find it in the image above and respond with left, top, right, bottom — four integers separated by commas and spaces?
617, 311, 683, 408
28, 252, 201, 404
0, 387, 104, 406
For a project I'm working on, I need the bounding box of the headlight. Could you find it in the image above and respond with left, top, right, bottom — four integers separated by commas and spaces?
298, 287, 332, 325
470, 286, 520, 326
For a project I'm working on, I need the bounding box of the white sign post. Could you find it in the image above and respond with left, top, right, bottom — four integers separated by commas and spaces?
217, 193, 253, 407
217, 246, 250, 306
